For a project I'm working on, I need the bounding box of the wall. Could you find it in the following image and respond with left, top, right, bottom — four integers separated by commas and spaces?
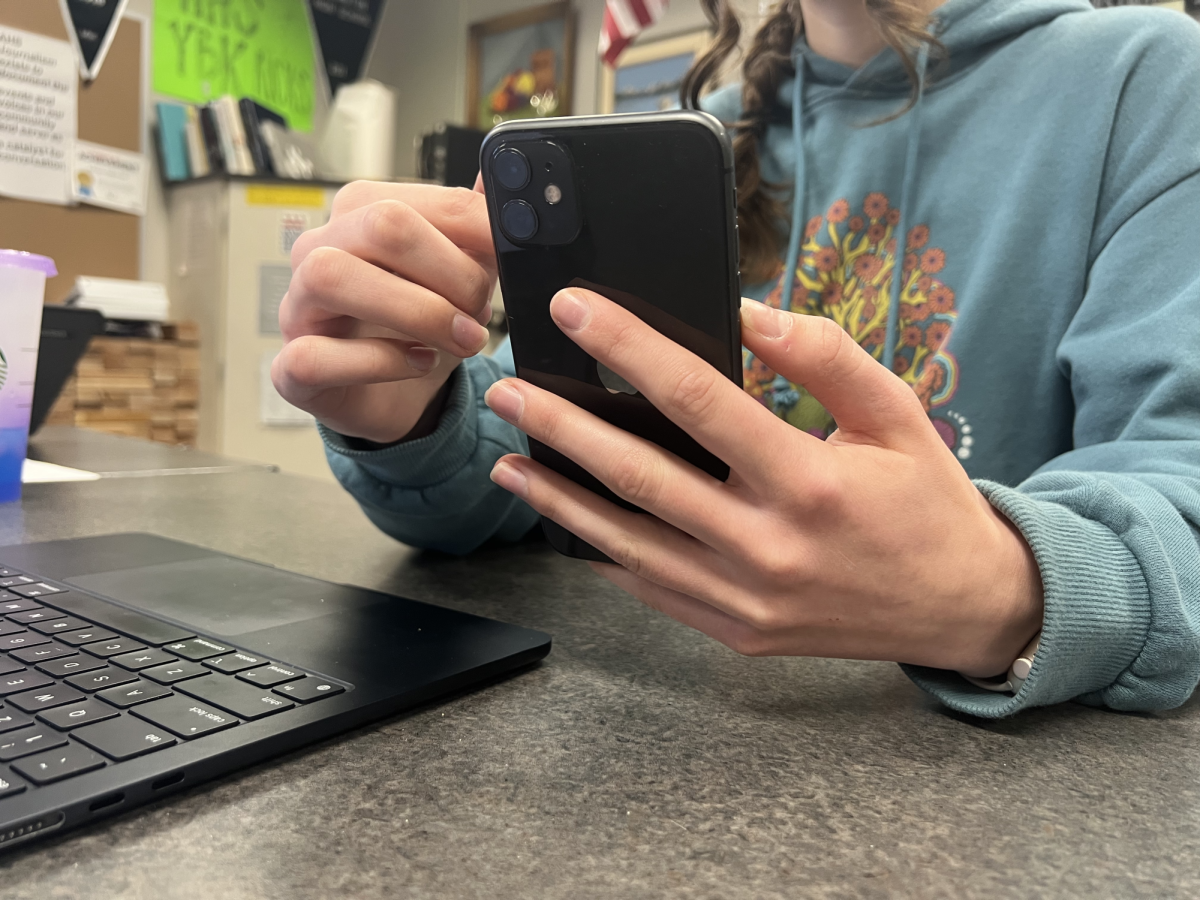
366, 0, 716, 178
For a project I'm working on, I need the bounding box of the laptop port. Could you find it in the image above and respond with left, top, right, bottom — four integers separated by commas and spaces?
0, 812, 65, 848
88, 793, 125, 812
151, 771, 185, 791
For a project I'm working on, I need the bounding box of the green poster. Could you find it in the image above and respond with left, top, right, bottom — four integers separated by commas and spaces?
153, 0, 315, 131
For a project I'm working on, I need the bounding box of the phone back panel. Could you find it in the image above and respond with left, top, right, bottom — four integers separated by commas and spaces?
480, 112, 741, 560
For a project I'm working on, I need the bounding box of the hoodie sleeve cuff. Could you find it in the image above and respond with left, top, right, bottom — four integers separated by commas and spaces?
320, 359, 480, 489
901, 480, 1152, 718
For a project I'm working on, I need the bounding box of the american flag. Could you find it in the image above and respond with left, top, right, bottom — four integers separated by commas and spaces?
599, 0, 671, 67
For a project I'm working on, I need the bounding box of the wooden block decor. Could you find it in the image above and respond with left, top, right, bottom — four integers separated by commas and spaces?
45, 322, 201, 446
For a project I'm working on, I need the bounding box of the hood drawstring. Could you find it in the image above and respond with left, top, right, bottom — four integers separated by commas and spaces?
777, 41, 931, 375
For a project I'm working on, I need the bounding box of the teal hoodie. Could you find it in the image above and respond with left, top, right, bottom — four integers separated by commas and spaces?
321, 0, 1200, 719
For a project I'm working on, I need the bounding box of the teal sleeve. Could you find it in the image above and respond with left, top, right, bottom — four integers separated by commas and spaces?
904, 27, 1200, 716
321, 341, 540, 554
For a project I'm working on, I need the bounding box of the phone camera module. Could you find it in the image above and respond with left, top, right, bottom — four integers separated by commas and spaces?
501, 199, 539, 241
494, 148, 531, 191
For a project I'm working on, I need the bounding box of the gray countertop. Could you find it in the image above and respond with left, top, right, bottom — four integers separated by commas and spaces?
0, 432, 1195, 899
26, 425, 276, 477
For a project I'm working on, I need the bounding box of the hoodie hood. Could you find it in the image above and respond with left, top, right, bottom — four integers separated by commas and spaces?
794, 0, 1094, 94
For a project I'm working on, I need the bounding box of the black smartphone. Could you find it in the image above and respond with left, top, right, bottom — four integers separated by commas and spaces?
480, 111, 742, 562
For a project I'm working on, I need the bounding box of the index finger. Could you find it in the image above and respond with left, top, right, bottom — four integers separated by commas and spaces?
329, 181, 494, 259
548, 288, 816, 486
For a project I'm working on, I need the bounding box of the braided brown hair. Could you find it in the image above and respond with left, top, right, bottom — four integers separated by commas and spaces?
682, 1, 939, 285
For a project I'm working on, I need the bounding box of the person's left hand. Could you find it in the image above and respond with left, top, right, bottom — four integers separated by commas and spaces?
483, 289, 1044, 677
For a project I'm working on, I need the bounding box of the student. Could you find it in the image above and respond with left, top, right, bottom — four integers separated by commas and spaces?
273, 0, 1200, 719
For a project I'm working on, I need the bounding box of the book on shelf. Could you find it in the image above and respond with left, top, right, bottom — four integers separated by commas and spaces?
154, 102, 191, 181
183, 106, 210, 178
198, 105, 225, 174
212, 96, 255, 176
238, 99, 286, 176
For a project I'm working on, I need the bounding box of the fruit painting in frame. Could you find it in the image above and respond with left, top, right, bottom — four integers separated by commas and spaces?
467, 2, 576, 130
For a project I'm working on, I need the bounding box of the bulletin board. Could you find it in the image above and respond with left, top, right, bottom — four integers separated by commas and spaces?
0, 1, 141, 304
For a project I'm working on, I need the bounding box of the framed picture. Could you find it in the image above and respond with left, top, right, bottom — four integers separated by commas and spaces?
599, 29, 713, 115
467, 2, 576, 131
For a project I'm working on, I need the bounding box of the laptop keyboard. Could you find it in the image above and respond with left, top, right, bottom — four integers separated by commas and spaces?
0, 565, 349, 797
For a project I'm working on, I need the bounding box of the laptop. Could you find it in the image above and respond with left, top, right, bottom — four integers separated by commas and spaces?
0, 532, 551, 850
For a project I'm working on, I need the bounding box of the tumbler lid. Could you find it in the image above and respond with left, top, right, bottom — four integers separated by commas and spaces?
0, 250, 57, 277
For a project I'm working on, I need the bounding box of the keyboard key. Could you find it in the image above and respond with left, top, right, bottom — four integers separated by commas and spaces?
0, 632, 50, 652
0, 576, 34, 588
74, 715, 177, 761
11, 642, 75, 664
237, 664, 303, 688
111, 648, 178, 672
0, 620, 27, 637
142, 661, 209, 685
96, 680, 172, 708
37, 700, 119, 731
177, 676, 294, 720
37, 653, 106, 678
0, 772, 26, 799
65, 667, 139, 693
30, 616, 93, 635
6, 608, 63, 625
0, 568, 24, 578
0, 672, 53, 696
0, 710, 34, 733
83, 638, 146, 658
57, 627, 119, 647
0, 657, 25, 677
13, 744, 105, 785
163, 638, 231, 661
203, 652, 265, 674
8, 685, 86, 713
273, 676, 346, 703
0, 598, 43, 614
9, 583, 65, 599
132, 695, 238, 738
0, 727, 68, 761
37, 594, 192, 646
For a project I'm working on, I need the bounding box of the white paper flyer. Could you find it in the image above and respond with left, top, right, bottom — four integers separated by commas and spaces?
72, 139, 147, 215
0, 26, 77, 205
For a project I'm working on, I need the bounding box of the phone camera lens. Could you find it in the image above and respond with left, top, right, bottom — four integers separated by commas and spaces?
494, 148, 531, 191
501, 199, 538, 241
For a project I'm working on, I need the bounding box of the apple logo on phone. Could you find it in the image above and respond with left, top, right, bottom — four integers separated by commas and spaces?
597, 363, 638, 396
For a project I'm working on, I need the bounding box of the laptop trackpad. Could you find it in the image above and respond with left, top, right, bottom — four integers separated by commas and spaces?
67, 556, 376, 638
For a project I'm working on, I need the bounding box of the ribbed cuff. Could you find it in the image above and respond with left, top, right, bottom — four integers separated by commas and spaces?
902, 480, 1152, 718
320, 362, 479, 489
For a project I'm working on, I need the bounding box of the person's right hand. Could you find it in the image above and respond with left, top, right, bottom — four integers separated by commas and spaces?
273, 181, 496, 444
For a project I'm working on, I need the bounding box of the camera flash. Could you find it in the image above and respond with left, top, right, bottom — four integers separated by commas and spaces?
544, 183, 563, 205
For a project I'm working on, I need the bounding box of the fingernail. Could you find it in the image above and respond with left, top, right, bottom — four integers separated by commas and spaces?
740, 297, 792, 340
485, 381, 524, 423
453, 314, 490, 353
550, 290, 590, 332
490, 460, 529, 498
406, 346, 437, 372
475, 301, 494, 326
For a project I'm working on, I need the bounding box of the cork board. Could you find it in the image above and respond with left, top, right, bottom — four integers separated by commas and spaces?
0, 1, 141, 303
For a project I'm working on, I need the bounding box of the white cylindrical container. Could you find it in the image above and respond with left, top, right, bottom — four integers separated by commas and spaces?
0, 250, 57, 503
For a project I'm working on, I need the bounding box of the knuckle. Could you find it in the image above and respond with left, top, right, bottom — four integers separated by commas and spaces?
331, 180, 377, 216
609, 448, 663, 506
607, 533, 648, 580
751, 544, 803, 585
363, 199, 419, 250
277, 338, 324, 390
668, 365, 721, 422
297, 246, 351, 297
441, 186, 480, 221
289, 227, 321, 271
728, 626, 773, 657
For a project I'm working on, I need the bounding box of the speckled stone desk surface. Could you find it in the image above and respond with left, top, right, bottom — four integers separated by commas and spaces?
0, 461, 1194, 899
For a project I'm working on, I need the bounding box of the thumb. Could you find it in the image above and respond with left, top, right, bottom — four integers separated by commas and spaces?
739, 298, 927, 443
474, 172, 486, 195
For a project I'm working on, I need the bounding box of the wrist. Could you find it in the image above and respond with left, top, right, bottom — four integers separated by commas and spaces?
957, 494, 1045, 679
